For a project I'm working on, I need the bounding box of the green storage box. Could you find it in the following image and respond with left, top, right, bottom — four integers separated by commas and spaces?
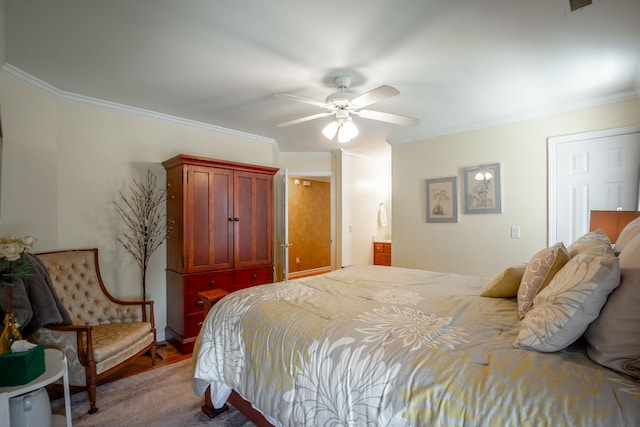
0, 344, 45, 386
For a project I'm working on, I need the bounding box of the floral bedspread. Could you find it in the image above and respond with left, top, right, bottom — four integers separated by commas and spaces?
192, 265, 640, 426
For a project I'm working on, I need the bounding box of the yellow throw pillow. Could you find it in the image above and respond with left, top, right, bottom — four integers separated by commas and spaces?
481, 263, 527, 298
517, 242, 570, 319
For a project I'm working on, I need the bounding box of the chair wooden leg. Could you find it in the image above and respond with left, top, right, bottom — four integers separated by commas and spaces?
150, 343, 157, 367
86, 365, 98, 414
87, 382, 98, 414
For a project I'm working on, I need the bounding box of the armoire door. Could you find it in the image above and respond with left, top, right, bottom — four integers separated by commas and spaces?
186, 165, 234, 272
234, 170, 274, 268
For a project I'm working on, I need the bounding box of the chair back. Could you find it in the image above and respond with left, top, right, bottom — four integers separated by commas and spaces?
36, 249, 142, 325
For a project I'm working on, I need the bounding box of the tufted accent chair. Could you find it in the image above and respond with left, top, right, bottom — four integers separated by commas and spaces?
33, 248, 156, 414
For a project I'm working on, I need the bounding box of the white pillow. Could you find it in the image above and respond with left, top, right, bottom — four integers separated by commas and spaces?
514, 254, 620, 353
585, 232, 640, 378
566, 229, 615, 257
614, 216, 640, 253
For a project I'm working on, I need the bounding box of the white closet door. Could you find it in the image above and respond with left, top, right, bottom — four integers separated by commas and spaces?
549, 126, 640, 246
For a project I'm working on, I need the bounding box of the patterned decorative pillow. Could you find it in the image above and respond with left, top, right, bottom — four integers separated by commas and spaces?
585, 232, 640, 379
481, 263, 527, 298
517, 242, 570, 319
514, 253, 620, 353
614, 216, 640, 253
567, 229, 615, 258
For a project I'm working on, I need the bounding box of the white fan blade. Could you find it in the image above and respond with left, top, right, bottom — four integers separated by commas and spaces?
277, 112, 333, 127
275, 93, 330, 109
350, 85, 399, 108
355, 110, 420, 126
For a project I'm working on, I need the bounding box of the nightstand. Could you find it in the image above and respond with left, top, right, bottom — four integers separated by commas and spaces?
0, 348, 71, 427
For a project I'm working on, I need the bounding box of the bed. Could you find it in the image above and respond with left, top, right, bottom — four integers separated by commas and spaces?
192, 220, 640, 426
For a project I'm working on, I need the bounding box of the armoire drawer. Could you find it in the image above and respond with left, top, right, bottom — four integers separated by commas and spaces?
185, 271, 234, 293
185, 271, 234, 315
235, 266, 273, 289
186, 312, 205, 337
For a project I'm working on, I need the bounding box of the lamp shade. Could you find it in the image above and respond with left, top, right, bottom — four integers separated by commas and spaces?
590, 210, 640, 243
322, 121, 339, 140
323, 116, 359, 143
337, 118, 358, 143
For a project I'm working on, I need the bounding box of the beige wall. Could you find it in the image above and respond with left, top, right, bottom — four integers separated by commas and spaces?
0, 74, 59, 245
277, 152, 333, 173
0, 72, 276, 340
392, 97, 640, 277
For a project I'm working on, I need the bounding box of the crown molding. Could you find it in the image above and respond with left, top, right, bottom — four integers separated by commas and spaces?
388, 88, 640, 145
0, 63, 276, 145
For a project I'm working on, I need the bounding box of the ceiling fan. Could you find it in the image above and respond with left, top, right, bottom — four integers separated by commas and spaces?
276, 76, 420, 143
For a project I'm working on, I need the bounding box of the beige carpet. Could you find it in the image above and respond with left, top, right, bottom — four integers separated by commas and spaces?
51, 359, 254, 427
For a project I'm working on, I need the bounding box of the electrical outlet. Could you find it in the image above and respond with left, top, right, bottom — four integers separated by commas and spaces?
511, 226, 521, 239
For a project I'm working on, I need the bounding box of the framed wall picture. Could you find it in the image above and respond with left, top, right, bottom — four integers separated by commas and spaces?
462, 163, 501, 214
426, 176, 458, 223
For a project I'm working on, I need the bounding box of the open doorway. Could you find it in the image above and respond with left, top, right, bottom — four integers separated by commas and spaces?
287, 175, 333, 279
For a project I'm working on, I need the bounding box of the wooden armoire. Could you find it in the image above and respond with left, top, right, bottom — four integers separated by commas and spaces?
162, 154, 279, 353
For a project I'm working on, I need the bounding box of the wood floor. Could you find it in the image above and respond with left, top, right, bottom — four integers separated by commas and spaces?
98, 341, 191, 384
47, 341, 191, 400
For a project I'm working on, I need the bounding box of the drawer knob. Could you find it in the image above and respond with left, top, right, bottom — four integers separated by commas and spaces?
209, 280, 215, 286
195, 300, 205, 307
252, 274, 257, 279
196, 322, 203, 328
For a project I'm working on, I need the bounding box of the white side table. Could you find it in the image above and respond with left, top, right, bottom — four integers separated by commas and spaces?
0, 348, 72, 427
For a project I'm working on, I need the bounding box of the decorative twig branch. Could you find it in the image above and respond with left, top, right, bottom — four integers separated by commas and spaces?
114, 169, 167, 300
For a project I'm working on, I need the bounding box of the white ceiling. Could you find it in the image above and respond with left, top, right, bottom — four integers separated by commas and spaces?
3, 0, 640, 153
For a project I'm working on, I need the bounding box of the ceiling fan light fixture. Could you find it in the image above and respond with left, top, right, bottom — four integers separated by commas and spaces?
322, 116, 358, 143
337, 127, 350, 143
338, 117, 358, 143
322, 121, 339, 140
